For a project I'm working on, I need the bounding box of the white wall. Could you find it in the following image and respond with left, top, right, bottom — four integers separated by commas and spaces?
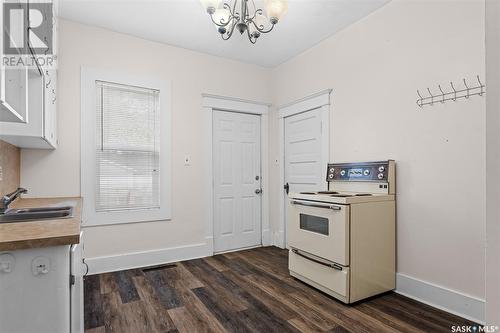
485, 0, 500, 326
20, 20, 272, 259
270, 0, 485, 308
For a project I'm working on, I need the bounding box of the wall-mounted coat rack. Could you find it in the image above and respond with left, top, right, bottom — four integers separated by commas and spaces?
416, 75, 485, 108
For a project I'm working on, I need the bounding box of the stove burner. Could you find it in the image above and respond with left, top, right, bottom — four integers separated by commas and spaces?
317, 191, 339, 194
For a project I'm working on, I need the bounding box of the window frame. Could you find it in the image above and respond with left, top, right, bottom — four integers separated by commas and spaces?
81, 67, 171, 226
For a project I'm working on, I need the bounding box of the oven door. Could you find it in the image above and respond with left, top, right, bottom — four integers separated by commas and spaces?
288, 199, 349, 265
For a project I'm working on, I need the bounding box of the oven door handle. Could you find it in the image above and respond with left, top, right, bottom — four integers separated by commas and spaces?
292, 249, 343, 271
290, 200, 341, 210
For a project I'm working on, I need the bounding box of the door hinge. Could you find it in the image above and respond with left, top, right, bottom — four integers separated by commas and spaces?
70, 274, 75, 286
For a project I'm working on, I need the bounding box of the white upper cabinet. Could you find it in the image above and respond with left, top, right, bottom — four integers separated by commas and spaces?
0, 0, 58, 149
0, 1, 28, 123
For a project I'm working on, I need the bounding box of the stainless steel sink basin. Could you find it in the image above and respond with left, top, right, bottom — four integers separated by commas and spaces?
0, 206, 74, 223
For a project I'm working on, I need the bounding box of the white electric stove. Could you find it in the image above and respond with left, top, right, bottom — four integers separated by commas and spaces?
288, 160, 396, 303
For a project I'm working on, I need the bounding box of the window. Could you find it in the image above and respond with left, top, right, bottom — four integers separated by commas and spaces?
81, 68, 171, 226
95, 81, 160, 212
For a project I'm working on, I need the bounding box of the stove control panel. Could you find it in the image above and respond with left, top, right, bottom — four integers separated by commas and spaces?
326, 161, 392, 182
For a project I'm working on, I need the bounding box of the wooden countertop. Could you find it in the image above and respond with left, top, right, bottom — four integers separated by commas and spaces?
0, 197, 81, 251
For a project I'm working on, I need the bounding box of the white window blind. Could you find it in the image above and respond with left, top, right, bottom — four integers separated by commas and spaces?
95, 80, 160, 212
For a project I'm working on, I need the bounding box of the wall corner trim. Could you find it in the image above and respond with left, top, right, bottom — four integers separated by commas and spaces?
396, 273, 485, 324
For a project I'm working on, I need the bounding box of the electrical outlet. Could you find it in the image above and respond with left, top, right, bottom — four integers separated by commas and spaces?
0, 166, 3, 181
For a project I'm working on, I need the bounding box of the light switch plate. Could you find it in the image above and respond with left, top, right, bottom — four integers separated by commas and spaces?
0, 166, 3, 181
184, 155, 191, 166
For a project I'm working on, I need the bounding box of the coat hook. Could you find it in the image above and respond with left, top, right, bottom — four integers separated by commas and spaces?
427, 88, 434, 106
450, 81, 457, 101
438, 85, 445, 103
477, 75, 484, 96
416, 90, 424, 107
463, 78, 470, 98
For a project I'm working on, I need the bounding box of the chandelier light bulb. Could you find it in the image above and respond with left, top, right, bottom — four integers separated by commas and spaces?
264, 0, 288, 22
200, 0, 221, 14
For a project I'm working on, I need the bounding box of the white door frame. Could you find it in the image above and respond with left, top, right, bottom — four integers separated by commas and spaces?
202, 93, 271, 255
276, 89, 332, 248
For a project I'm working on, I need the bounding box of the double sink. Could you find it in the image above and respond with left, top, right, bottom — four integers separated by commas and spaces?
0, 206, 74, 223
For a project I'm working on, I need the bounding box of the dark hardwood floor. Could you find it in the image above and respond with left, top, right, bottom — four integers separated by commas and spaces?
84, 246, 477, 333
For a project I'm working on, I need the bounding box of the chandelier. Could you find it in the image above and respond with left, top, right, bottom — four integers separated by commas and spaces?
200, 0, 288, 44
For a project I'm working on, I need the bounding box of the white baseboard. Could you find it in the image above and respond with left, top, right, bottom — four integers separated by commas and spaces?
85, 240, 212, 275
396, 273, 485, 324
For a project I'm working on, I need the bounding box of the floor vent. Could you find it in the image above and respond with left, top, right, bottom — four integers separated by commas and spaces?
142, 264, 177, 272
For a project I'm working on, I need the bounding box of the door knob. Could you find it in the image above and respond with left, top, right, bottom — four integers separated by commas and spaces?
255, 189, 262, 194
284, 182, 290, 194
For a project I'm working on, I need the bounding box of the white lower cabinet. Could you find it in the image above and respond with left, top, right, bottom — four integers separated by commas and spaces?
0, 244, 83, 333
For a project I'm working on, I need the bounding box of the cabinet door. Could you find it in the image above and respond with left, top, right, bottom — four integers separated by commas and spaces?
0, 1, 29, 123
0, 246, 71, 333
0, 68, 48, 148
0, 68, 29, 123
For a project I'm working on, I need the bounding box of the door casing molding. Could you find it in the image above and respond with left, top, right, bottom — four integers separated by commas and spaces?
201, 93, 271, 255
277, 89, 332, 248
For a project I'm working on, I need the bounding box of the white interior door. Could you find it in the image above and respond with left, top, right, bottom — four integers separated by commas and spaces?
284, 107, 327, 244
213, 110, 262, 253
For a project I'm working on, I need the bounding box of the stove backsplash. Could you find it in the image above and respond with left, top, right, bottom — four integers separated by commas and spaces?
0, 140, 20, 197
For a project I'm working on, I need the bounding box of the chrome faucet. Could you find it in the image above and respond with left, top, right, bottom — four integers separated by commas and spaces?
0, 188, 27, 214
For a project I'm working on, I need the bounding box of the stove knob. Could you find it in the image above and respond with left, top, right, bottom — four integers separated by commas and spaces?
378, 166, 385, 172
340, 170, 346, 176
363, 169, 370, 176
378, 173, 384, 180
329, 167, 335, 173
328, 174, 334, 179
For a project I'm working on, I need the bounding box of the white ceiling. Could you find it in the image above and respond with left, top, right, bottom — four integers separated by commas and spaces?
59, 0, 389, 68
